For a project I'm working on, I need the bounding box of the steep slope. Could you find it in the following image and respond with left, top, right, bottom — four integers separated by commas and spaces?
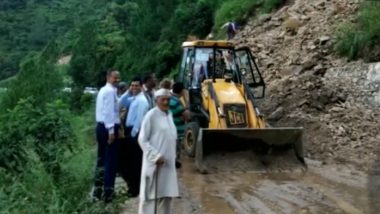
235, 0, 380, 170
0, 0, 107, 80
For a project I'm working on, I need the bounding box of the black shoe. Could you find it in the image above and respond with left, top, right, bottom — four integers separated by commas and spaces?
90, 187, 102, 202
175, 161, 182, 169
104, 196, 113, 203
127, 191, 139, 198
104, 189, 114, 203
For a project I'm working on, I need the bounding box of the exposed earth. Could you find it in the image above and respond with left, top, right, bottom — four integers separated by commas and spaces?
120, 0, 380, 213
121, 157, 379, 214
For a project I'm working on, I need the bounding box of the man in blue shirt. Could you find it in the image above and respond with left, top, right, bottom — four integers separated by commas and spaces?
124, 76, 150, 197
117, 77, 141, 190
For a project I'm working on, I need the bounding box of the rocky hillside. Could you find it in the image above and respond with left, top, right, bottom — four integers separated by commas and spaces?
235, 0, 380, 171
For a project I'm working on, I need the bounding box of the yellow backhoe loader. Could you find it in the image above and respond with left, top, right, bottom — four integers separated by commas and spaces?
176, 40, 306, 173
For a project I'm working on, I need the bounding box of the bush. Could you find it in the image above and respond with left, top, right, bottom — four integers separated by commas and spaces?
261, 0, 286, 13
0, 103, 116, 213
334, 1, 380, 61
69, 87, 95, 113
0, 41, 62, 112
0, 98, 74, 175
334, 24, 367, 60
80, 93, 96, 111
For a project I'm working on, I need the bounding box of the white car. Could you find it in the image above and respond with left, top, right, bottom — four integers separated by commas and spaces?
83, 87, 98, 95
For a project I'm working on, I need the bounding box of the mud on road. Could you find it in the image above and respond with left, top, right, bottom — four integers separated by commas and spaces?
121, 154, 377, 214
171, 156, 375, 214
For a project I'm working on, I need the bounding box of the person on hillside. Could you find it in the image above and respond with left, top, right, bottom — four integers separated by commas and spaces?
143, 73, 157, 109
125, 77, 150, 197
92, 69, 120, 203
169, 82, 190, 169
221, 20, 237, 40
138, 89, 180, 214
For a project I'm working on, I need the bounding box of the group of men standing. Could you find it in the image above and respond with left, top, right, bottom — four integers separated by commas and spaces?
93, 69, 189, 213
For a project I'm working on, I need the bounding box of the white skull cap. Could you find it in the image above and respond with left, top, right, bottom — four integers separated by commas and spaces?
154, 88, 171, 99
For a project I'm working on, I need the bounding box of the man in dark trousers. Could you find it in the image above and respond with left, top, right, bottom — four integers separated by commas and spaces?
92, 69, 120, 203
142, 73, 157, 109
221, 20, 237, 40
117, 77, 141, 190
169, 82, 190, 169
125, 77, 150, 197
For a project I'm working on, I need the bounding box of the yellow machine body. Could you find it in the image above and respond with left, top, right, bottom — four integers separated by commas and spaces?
178, 40, 305, 173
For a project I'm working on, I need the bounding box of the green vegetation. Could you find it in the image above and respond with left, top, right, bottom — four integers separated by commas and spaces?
67, 0, 287, 89
0, 75, 15, 88
261, 0, 286, 13
211, 0, 286, 38
0, 0, 287, 212
0, 0, 108, 80
0, 0, 285, 85
334, 1, 380, 61
0, 105, 115, 213
214, 0, 259, 37
0, 36, 118, 212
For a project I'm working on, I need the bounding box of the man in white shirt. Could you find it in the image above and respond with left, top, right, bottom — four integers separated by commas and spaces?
138, 89, 180, 214
92, 69, 120, 203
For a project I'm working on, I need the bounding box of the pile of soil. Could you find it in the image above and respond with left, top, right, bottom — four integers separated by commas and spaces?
235, 0, 380, 171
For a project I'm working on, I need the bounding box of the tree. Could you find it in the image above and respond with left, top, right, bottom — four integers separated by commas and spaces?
1, 41, 62, 110
69, 21, 98, 88
29, 13, 51, 48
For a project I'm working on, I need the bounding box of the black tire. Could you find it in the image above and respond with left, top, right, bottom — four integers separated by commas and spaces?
183, 122, 200, 157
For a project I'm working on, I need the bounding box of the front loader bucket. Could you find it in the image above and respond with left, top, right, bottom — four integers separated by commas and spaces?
194, 128, 306, 173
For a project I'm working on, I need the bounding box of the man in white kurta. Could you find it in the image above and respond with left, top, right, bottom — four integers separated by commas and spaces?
138, 89, 179, 214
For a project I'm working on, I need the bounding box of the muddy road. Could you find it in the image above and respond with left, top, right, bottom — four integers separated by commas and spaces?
122, 156, 377, 214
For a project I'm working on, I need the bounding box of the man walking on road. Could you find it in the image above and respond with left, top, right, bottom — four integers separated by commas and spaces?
125, 77, 150, 197
138, 89, 180, 214
92, 69, 120, 203
169, 82, 190, 169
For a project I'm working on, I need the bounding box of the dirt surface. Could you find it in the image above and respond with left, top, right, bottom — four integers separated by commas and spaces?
121, 156, 378, 213
234, 0, 380, 171
119, 0, 380, 213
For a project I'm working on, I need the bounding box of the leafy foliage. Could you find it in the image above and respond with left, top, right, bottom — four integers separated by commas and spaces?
0, 98, 74, 175
0, 0, 108, 80
0, 107, 113, 213
1, 41, 62, 110
334, 1, 380, 61
1, 0, 285, 85
261, 0, 286, 13
0, 0, 290, 212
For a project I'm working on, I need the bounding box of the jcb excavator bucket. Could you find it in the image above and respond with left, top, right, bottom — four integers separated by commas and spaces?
194, 127, 306, 173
